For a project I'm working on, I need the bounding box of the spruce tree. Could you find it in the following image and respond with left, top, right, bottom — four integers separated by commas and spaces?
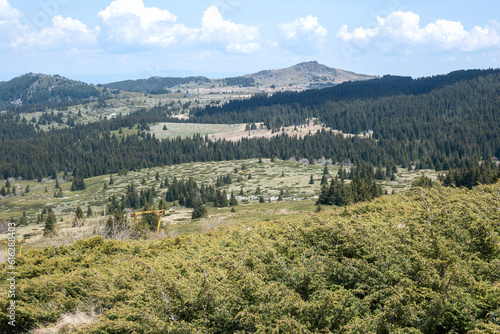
192, 198, 207, 219
75, 205, 84, 220
87, 205, 93, 217
309, 175, 314, 184
229, 191, 238, 206
71, 175, 86, 191
43, 211, 57, 237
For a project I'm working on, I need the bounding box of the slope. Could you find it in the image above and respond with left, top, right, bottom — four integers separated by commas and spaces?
1, 183, 499, 333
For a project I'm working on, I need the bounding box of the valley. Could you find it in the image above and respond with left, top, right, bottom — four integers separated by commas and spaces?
0, 64, 499, 333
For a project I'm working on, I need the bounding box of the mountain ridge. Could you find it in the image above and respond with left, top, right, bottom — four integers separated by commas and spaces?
102, 61, 377, 93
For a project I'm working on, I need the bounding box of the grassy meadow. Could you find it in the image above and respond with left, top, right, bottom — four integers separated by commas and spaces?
0, 158, 439, 258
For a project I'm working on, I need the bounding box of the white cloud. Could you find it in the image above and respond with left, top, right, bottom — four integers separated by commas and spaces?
98, 2, 260, 53
0, 0, 20, 19
98, 0, 195, 47
11, 15, 100, 50
0, 0, 99, 51
279, 15, 327, 41
226, 42, 261, 54
199, 6, 259, 46
337, 11, 500, 52
97, 2, 259, 53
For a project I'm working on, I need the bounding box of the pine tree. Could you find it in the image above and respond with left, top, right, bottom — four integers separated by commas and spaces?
87, 205, 93, 217
19, 211, 28, 226
155, 171, 160, 181
74, 205, 84, 227
192, 198, 207, 219
43, 211, 57, 237
323, 166, 329, 175
75, 205, 84, 220
259, 195, 265, 203
71, 175, 86, 191
229, 191, 238, 206
109, 175, 114, 185
309, 175, 314, 184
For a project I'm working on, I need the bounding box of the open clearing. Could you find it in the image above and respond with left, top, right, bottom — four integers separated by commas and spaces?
149, 120, 366, 142
0, 158, 439, 258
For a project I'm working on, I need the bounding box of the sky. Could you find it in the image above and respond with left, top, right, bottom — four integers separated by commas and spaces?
1, 0, 499, 83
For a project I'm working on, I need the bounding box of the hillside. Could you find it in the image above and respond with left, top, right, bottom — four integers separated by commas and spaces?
1, 183, 499, 333
0, 73, 101, 111
103, 61, 376, 94
244, 60, 376, 89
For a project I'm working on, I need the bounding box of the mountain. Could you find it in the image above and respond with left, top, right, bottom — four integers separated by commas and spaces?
0, 73, 101, 110
103, 61, 377, 93
103, 76, 211, 94
243, 61, 376, 89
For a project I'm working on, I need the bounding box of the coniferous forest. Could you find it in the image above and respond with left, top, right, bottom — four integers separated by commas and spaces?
1, 69, 499, 180
1, 68, 500, 333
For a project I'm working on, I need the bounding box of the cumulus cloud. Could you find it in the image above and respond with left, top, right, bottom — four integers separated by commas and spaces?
279, 15, 327, 41
0, 0, 20, 19
199, 6, 259, 45
0, 0, 99, 51
98, 0, 195, 47
98, 2, 260, 53
12, 16, 100, 50
337, 11, 500, 52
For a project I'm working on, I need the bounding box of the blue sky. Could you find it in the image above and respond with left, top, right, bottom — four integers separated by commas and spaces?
1, 0, 499, 83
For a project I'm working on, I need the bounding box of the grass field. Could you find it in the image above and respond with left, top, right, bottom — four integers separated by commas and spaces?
0, 158, 439, 258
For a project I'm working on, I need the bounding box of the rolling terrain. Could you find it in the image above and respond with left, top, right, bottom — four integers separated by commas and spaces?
103, 61, 377, 94
0, 65, 499, 333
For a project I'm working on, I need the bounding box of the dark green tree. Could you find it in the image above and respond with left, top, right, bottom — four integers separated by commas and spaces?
192, 198, 207, 219
43, 211, 57, 237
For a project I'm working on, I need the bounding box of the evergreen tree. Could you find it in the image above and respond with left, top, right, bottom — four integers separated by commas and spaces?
192, 198, 207, 219
74, 205, 84, 227
43, 211, 57, 237
255, 186, 261, 195
323, 166, 329, 175
0, 186, 6, 196
87, 205, 93, 217
259, 195, 265, 203
229, 191, 238, 206
109, 175, 114, 185
71, 175, 86, 191
75, 205, 84, 220
104, 209, 128, 238
19, 211, 28, 226
309, 175, 314, 184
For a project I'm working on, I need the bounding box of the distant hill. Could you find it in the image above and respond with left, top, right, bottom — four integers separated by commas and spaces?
0, 73, 100, 111
103, 76, 211, 94
243, 61, 376, 89
103, 61, 377, 93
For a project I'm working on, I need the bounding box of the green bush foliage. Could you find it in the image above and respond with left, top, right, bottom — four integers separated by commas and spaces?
1, 184, 499, 333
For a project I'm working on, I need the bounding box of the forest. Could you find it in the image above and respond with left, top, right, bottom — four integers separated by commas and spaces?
1, 69, 499, 180
104, 76, 211, 93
